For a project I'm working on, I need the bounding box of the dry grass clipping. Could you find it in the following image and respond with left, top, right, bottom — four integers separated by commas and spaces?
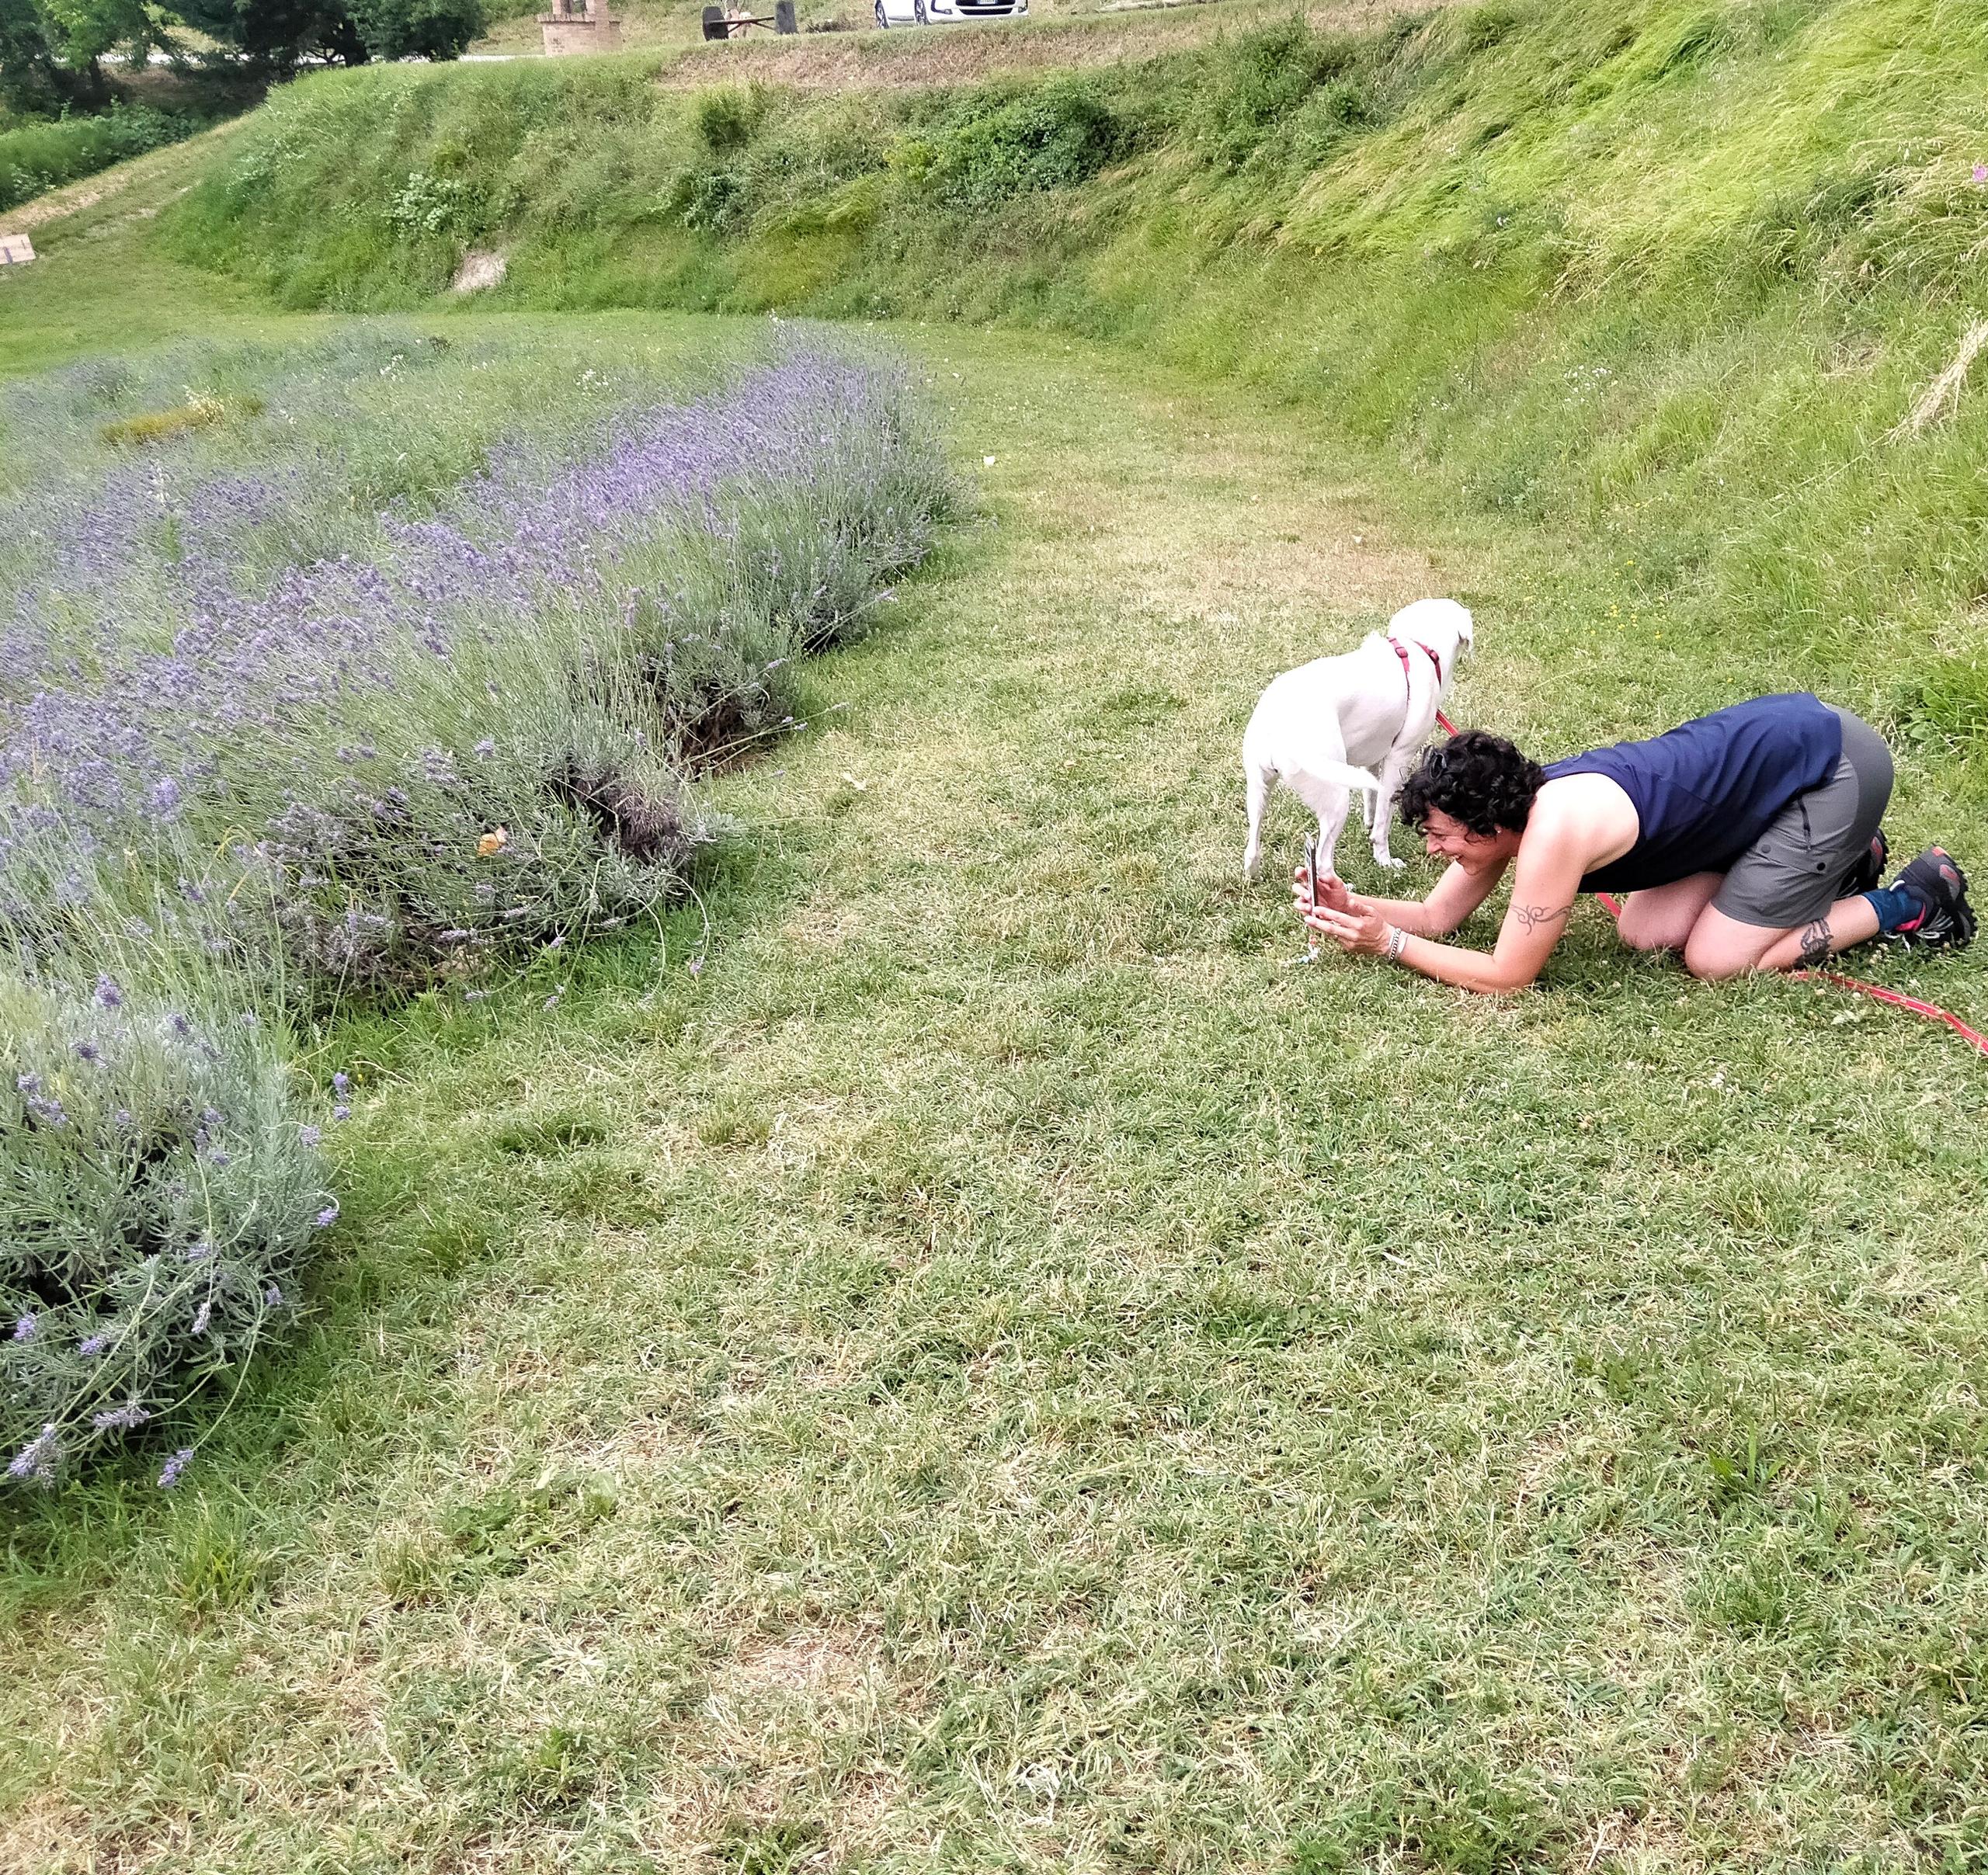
1889, 317, 1988, 439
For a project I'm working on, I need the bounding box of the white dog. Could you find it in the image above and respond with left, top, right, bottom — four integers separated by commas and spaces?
1241, 598, 1475, 880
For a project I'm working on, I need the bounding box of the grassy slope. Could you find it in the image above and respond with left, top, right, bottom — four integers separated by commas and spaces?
4, 295, 1987, 1871
158, 0, 1988, 776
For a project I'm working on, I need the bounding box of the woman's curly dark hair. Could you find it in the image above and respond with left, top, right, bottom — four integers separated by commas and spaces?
1398, 729, 1547, 837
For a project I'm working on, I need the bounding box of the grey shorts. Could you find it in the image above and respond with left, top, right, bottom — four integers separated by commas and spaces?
1712, 707, 1892, 929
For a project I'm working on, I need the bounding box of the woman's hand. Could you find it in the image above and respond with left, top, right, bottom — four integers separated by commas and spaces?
1288, 864, 1352, 918
1290, 866, 1392, 956
1306, 895, 1394, 957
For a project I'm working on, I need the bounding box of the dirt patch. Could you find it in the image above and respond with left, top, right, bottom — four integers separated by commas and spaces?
655, 0, 1445, 89
728, 1627, 877, 1698
451, 248, 509, 294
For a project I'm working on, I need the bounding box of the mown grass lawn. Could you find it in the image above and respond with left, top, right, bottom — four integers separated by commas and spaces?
4, 311, 1987, 1871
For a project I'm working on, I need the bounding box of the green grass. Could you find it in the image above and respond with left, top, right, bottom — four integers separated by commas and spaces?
0, 104, 206, 215
3, 307, 1988, 1870
149, 0, 1988, 773
7, 2, 1988, 1862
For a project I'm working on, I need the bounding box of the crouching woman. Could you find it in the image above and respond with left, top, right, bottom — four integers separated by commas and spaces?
1297, 693, 1972, 992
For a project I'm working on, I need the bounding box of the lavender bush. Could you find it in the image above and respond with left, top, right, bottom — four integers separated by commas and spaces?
0, 330, 955, 998
1, 325, 955, 1480
1, 964, 333, 1491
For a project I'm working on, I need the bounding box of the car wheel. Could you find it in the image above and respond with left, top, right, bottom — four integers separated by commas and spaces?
912, 0, 926, 22
874, 0, 888, 23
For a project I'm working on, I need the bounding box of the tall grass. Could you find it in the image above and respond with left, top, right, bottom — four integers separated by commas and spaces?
0, 103, 203, 214
164, 0, 1988, 765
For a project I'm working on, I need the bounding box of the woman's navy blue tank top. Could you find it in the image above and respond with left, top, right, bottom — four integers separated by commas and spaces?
1543, 693, 1844, 894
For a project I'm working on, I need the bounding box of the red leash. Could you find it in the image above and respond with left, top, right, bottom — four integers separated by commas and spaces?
1795, 970, 1988, 1055
1587, 890, 1987, 1057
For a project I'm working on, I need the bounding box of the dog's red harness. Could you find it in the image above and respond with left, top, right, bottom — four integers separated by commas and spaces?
1393, 637, 1458, 736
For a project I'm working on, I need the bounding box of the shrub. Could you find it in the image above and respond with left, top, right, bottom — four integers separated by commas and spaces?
348, 0, 489, 61
1, 967, 332, 1491
923, 78, 1124, 214
1190, 22, 1362, 172
0, 335, 955, 1003
0, 102, 196, 214
695, 84, 763, 155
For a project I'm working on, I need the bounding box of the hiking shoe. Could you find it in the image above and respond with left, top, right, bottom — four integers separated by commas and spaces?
1840, 828, 1888, 900
1888, 846, 1976, 951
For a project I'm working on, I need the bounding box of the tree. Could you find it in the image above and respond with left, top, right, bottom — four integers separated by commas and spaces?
2, 0, 485, 118
346, 0, 484, 61
0, 0, 160, 107
0, 0, 72, 110
170, 0, 368, 69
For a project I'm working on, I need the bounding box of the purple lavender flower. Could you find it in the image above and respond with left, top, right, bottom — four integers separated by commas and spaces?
92, 1405, 151, 1431
315, 1201, 340, 1227
8, 1424, 57, 1482
264, 1284, 283, 1307
16, 1073, 40, 1096
94, 975, 124, 1008
12, 1314, 36, 1342
300, 1124, 322, 1148
332, 1071, 350, 1095
191, 1301, 212, 1335
332, 1103, 351, 1123
158, 1448, 194, 1488
474, 737, 495, 757
148, 776, 182, 816
79, 1333, 107, 1357
73, 1039, 102, 1062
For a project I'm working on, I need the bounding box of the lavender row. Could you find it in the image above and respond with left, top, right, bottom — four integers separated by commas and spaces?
1, 337, 954, 996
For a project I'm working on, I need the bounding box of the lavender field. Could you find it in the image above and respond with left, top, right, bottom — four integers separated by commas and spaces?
2, 325, 955, 1488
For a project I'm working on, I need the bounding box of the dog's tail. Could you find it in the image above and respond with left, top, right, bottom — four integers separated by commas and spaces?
1301, 759, 1384, 794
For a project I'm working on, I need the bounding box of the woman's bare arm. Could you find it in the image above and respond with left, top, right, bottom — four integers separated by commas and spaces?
1306, 821, 1590, 993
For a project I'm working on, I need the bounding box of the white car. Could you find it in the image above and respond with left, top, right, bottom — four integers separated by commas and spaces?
874, 0, 1024, 25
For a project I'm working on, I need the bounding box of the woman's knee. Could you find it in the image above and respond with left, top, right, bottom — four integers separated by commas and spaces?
1684, 923, 1769, 981
1617, 910, 1677, 953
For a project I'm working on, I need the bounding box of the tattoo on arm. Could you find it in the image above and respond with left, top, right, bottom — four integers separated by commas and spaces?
1797, 916, 1832, 967
1512, 903, 1571, 935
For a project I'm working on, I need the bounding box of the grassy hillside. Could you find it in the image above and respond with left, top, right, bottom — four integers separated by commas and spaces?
164, 0, 1988, 775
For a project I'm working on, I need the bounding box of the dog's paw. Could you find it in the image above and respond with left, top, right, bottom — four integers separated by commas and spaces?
1371, 854, 1407, 872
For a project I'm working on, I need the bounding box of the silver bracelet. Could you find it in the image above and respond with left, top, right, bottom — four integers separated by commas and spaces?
1385, 924, 1409, 963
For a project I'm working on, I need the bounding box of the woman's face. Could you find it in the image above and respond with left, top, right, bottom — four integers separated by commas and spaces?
1420, 808, 1514, 869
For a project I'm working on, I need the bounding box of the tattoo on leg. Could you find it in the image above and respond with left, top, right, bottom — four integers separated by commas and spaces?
1797, 916, 1832, 967
1512, 903, 1570, 935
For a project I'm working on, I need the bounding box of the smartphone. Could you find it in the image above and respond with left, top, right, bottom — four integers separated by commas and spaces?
1302, 835, 1319, 913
